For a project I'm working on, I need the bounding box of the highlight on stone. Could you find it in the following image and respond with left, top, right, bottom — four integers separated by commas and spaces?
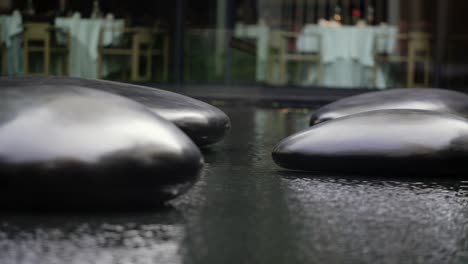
309, 88, 468, 126
0, 76, 231, 147
0, 84, 204, 209
274, 109, 468, 175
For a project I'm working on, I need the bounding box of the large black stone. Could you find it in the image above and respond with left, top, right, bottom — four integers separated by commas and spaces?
310, 88, 468, 126
0, 85, 203, 209
0, 76, 230, 147
274, 110, 468, 175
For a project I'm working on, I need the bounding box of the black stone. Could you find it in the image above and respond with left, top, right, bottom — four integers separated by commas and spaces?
0, 76, 231, 147
310, 88, 468, 126
274, 110, 468, 175
0, 85, 203, 209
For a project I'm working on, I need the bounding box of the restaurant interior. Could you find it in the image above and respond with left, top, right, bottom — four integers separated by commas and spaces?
0, 0, 467, 90
2, 2, 468, 264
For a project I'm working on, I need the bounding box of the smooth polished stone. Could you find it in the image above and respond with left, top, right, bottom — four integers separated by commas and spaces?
274, 110, 468, 175
0, 76, 230, 146
0, 85, 203, 209
310, 88, 468, 125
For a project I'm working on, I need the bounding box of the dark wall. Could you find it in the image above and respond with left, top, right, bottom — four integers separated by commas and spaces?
14, 0, 167, 25
443, 0, 468, 88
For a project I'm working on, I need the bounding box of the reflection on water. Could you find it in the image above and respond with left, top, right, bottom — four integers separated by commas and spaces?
0, 212, 184, 264
1, 107, 468, 264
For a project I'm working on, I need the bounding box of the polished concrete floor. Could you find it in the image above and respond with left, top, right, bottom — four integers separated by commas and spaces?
1, 107, 468, 264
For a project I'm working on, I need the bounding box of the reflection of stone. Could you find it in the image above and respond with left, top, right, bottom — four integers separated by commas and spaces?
310, 88, 468, 126
0, 76, 231, 147
274, 110, 468, 175
0, 85, 203, 208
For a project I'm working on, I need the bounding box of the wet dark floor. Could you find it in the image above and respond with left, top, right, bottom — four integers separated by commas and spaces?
1, 107, 468, 264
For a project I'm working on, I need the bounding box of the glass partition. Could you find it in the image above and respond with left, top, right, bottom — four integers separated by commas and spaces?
180, 0, 466, 90
0, 0, 466, 90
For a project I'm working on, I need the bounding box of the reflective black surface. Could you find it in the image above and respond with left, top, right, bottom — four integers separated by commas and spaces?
0, 85, 203, 208
0, 77, 231, 146
1, 108, 468, 264
275, 109, 468, 175
310, 88, 468, 125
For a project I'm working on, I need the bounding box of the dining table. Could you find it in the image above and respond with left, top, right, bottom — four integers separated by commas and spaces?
0, 11, 23, 76
234, 22, 398, 88
296, 24, 398, 88
54, 14, 125, 79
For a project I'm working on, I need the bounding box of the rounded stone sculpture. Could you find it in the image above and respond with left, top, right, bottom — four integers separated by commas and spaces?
310, 88, 468, 126
0, 76, 230, 147
274, 110, 468, 175
0, 85, 203, 208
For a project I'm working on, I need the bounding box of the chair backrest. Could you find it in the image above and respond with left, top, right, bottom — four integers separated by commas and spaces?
374, 32, 430, 57
99, 27, 155, 49
271, 30, 322, 54
269, 30, 283, 50
23, 23, 50, 41
407, 32, 431, 87
408, 32, 431, 58
132, 28, 153, 46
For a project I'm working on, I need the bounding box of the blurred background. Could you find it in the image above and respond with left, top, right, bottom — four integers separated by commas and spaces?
0, 0, 466, 90
2, 2, 468, 264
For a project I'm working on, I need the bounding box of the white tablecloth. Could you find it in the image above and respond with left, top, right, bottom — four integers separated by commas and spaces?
55, 16, 125, 78
0, 11, 23, 75
297, 25, 397, 88
234, 23, 398, 88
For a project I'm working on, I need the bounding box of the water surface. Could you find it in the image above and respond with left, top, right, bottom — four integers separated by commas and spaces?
1, 107, 468, 264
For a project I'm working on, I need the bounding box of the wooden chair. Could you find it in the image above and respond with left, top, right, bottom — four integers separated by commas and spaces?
373, 32, 431, 88
23, 23, 69, 76
97, 27, 169, 82
0, 26, 6, 75
268, 30, 323, 85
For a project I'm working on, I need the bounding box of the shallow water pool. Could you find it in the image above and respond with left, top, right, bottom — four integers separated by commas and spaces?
1, 107, 468, 264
